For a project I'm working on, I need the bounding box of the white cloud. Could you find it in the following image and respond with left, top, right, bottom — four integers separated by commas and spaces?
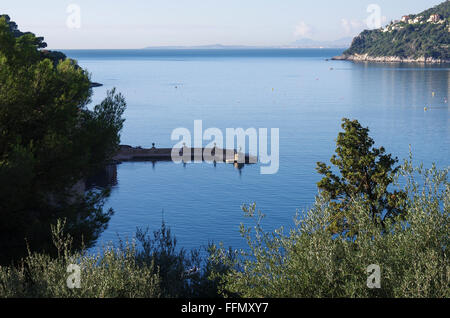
294, 22, 312, 38
365, 4, 388, 29
342, 4, 389, 35
341, 18, 365, 35
341, 15, 388, 36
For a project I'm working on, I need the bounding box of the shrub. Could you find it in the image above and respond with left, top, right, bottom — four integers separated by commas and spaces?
212, 159, 449, 298
0, 220, 227, 298
0, 220, 160, 298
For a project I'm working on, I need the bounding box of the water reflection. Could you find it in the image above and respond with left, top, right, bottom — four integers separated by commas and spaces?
234, 162, 245, 176
0, 171, 114, 265
87, 160, 249, 190
86, 164, 118, 188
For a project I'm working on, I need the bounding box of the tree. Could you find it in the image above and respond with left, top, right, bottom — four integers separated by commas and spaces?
0, 16, 126, 264
212, 164, 449, 298
316, 118, 406, 235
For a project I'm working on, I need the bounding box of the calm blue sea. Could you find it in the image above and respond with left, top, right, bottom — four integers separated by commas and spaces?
62, 49, 450, 251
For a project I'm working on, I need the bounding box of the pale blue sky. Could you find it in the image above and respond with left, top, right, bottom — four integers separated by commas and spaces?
1, 0, 444, 49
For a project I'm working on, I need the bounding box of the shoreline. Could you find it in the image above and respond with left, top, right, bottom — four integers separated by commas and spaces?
332, 54, 450, 64
90, 82, 103, 88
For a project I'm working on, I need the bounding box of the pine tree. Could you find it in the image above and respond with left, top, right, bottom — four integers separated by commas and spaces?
316, 118, 406, 235
0, 16, 126, 263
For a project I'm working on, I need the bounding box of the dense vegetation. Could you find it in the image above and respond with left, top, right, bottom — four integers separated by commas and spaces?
0, 14, 68, 65
316, 119, 406, 235
0, 15, 448, 298
344, 1, 450, 60
213, 161, 449, 298
0, 15, 126, 263
0, 220, 228, 298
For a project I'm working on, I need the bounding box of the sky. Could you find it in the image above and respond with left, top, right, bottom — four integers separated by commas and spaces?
1, 0, 445, 49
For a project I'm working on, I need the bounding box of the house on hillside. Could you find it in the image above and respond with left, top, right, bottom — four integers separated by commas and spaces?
413, 16, 423, 24
401, 15, 410, 23
427, 14, 441, 23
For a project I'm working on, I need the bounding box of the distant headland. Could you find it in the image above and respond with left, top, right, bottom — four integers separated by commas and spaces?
333, 1, 450, 64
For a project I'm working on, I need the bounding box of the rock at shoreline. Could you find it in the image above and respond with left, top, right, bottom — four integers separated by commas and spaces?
90, 82, 103, 88
332, 54, 450, 64
331, 55, 347, 61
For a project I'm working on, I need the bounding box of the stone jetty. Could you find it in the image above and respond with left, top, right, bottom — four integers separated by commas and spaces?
113, 145, 258, 164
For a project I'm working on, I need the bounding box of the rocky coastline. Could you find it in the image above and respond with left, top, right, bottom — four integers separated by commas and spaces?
332, 53, 450, 64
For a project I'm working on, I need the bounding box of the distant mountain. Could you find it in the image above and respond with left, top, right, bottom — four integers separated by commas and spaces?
288, 37, 353, 48
144, 44, 262, 50
144, 39, 353, 50
334, 1, 450, 63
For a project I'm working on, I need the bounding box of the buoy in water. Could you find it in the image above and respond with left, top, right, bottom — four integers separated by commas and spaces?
424, 107, 428, 111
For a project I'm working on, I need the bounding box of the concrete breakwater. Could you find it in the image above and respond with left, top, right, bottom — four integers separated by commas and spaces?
113, 145, 258, 164
85, 144, 256, 191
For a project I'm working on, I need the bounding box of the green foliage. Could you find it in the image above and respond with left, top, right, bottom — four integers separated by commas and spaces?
420, 0, 450, 18
0, 220, 228, 298
212, 161, 449, 298
133, 222, 231, 298
316, 119, 406, 235
1, 13, 447, 299
0, 14, 46, 48
344, 1, 450, 60
134, 223, 201, 297
0, 16, 126, 263
0, 220, 161, 298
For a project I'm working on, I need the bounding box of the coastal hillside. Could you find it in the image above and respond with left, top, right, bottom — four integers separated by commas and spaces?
336, 1, 450, 63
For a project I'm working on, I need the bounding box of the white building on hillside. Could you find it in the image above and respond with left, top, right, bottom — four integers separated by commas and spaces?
427, 14, 441, 23
413, 16, 423, 24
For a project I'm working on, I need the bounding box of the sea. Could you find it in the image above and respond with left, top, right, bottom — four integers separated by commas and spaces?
61, 48, 450, 252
